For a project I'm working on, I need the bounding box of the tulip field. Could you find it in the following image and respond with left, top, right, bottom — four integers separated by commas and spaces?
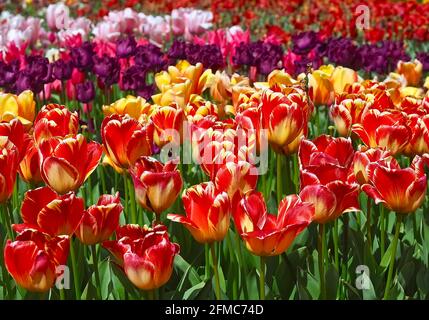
2, 0, 429, 303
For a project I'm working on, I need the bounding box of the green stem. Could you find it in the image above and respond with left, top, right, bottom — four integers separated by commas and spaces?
147, 290, 154, 300
366, 198, 373, 251
235, 231, 248, 299
318, 223, 326, 299
2, 203, 14, 240
383, 214, 403, 300
380, 205, 386, 257
333, 220, 339, 272
127, 177, 137, 225
259, 256, 266, 300
284, 155, 291, 195
91, 245, 102, 300
123, 174, 129, 223
69, 238, 81, 300
276, 154, 283, 206
59, 288, 65, 300
210, 243, 221, 300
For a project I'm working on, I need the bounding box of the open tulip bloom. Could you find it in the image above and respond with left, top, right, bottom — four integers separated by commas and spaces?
3, 1, 429, 303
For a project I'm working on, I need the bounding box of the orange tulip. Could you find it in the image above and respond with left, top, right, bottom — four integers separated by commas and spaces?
396, 59, 423, 86
150, 105, 185, 148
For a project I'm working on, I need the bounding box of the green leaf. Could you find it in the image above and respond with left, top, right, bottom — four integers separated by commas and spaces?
183, 281, 207, 300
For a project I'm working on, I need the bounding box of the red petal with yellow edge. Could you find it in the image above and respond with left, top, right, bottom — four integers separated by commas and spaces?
21, 187, 58, 225
37, 193, 84, 236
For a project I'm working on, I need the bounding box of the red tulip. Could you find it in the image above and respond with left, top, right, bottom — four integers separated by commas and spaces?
362, 156, 427, 214
260, 89, 306, 153
18, 139, 43, 184
405, 114, 429, 156
214, 161, 258, 199
103, 224, 179, 290
150, 105, 184, 147
101, 114, 153, 170
330, 97, 371, 136
299, 182, 360, 224
352, 147, 397, 185
39, 134, 102, 194
167, 182, 230, 243
76, 193, 123, 245
0, 137, 19, 203
130, 156, 183, 218
14, 186, 85, 236
0, 118, 31, 161
4, 229, 69, 292
33, 104, 79, 144
299, 135, 355, 186
233, 191, 314, 256
352, 109, 411, 155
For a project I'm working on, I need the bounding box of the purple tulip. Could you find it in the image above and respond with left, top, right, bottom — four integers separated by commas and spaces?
292, 31, 319, 55
116, 36, 137, 58
52, 59, 73, 81
76, 80, 95, 103
121, 65, 146, 91
71, 42, 94, 71
93, 54, 120, 86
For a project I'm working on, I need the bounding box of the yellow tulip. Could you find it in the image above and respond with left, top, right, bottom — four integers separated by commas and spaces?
331, 66, 359, 94
102, 95, 154, 122
307, 69, 334, 106
0, 90, 35, 128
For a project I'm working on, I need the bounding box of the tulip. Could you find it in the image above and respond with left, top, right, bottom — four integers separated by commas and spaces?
102, 95, 154, 122
0, 137, 19, 203
362, 157, 427, 214
33, 104, 79, 144
130, 157, 183, 219
331, 66, 359, 94
299, 183, 360, 224
76, 193, 123, 245
352, 147, 396, 185
214, 161, 258, 199
103, 224, 180, 290
330, 97, 371, 136
13, 186, 85, 236
150, 105, 185, 148
39, 134, 102, 194
307, 67, 334, 106
404, 114, 429, 156
4, 229, 69, 292
18, 139, 43, 184
152, 60, 213, 108
116, 36, 137, 58
233, 191, 314, 256
352, 109, 411, 155
0, 118, 31, 161
260, 89, 306, 153
167, 182, 230, 243
76, 80, 95, 103
101, 114, 153, 170
396, 59, 423, 86
0, 90, 36, 128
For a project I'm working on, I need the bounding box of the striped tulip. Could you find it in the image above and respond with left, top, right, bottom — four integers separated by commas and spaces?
39, 134, 102, 194
103, 224, 179, 290
167, 182, 230, 243
130, 156, 183, 219
0, 137, 19, 203
233, 191, 314, 256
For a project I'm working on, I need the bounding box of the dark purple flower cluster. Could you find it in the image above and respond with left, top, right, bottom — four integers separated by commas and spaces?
167, 40, 224, 71
233, 41, 283, 75
93, 54, 120, 87
416, 52, 429, 72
